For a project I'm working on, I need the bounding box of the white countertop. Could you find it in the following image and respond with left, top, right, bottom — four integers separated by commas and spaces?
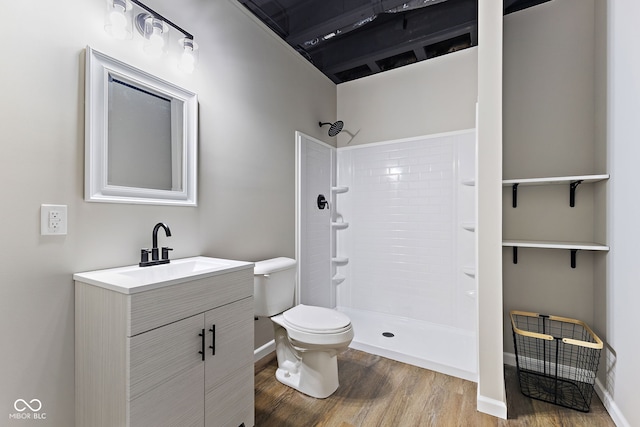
73, 256, 254, 294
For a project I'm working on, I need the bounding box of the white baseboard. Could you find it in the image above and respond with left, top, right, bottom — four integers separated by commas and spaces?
254, 340, 275, 363
594, 378, 631, 427
477, 391, 508, 419
503, 352, 516, 367
504, 352, 630, 427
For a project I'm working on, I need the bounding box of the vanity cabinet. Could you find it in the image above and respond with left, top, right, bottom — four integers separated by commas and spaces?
75, 264, 254, 427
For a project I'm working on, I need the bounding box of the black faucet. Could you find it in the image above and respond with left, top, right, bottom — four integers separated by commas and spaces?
140, 222, 173, 267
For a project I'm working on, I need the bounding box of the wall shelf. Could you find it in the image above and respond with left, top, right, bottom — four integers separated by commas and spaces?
332, 257, 349, 266
502, 240, 609, 251
502, 240, 609, 268
502, 174, 609, 187
461, 179, 475, 187
332, 221, 349, 230
503, 174, 609, 208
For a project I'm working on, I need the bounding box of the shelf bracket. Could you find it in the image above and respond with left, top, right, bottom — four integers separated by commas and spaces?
512, 183, 519, 208
569, 180, 583, 207
512, 247, 518, 264
570, 249, 578, 268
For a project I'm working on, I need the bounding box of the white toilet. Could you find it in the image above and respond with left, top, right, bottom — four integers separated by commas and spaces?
253, 257, 354, 399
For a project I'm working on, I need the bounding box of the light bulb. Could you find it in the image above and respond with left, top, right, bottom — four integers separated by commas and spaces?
143, 18, 168, 58
180, 51, 195, 73
104, 0, 132, 40
109, 6, 127, 39
150, 28, 165, 47
178, 39, 199, 73
110, 5, 126, 27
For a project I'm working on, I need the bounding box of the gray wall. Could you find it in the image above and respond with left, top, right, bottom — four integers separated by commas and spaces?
336, 47, 478, 147
502, 0, 603, 354
503, 0, 597, 180
0, 0, 335, 425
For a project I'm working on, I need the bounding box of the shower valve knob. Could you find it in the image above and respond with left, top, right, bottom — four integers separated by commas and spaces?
317, 194, 329, 210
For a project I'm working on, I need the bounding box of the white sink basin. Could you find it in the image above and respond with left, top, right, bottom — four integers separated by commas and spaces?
73, 256, 254, 294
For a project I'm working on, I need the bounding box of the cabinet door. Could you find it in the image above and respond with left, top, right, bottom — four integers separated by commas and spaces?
129, 313, 205, 427
204, 297, 254, 427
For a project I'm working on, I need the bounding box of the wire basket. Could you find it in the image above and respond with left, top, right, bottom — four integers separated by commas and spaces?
510, 310, 603, 412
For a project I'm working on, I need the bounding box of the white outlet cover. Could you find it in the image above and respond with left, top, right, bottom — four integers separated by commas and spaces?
41, 204, 68, 235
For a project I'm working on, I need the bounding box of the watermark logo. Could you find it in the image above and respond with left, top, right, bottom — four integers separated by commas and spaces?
9, 399, 46, 421
14, 399, 41, 412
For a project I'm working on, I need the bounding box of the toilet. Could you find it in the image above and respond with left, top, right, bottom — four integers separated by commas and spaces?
253, 257, 354, 399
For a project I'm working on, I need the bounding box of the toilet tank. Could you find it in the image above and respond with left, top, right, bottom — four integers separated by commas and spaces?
253, 257, 297, 317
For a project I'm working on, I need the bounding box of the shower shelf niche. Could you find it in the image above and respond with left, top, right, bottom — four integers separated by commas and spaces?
332, 221, 349, 230
461, 222, 476, 232
332, 274, 346, 285
331, 186, 349, 194
462, 266, 476, 277
332, 257, 349, 266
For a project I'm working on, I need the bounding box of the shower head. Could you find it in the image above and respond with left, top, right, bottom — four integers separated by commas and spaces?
319, 121, 344, 137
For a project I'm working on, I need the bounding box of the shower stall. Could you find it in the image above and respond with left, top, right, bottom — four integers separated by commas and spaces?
296, 129, 477, 381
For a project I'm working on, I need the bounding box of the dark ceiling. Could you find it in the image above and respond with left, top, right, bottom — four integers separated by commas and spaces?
238, 0, 551, 84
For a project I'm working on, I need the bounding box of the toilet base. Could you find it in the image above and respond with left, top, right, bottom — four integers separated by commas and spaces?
275, 350, 340, 399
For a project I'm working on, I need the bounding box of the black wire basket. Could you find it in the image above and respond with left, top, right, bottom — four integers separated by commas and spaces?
510, 310, 603, 412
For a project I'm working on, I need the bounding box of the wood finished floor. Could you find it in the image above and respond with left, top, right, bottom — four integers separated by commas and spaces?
254, 349, 615, 427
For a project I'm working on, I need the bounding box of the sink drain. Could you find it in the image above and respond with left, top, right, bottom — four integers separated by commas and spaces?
382, 332, 395, 338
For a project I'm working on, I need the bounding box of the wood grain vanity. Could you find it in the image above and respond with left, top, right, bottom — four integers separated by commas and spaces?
74, 258, 255, 427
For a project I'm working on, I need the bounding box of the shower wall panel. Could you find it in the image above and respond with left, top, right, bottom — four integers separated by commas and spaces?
297, 133, 333, 307
337, 131, 475, 328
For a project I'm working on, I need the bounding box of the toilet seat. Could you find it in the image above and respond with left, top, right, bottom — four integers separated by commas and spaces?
283, 304, 351, 334
272, 305, 354, 348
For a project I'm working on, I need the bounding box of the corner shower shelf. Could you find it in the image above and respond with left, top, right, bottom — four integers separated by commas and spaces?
461, 179, 476, 187
332, 186, 349, 194
332, 221, 349, 230
503, 174, 609, 208
502, 240, 609, 268
332, 274, 346, 285
332, 257, 349, 266
462, 267, 476, 277
461, 222, 476, 232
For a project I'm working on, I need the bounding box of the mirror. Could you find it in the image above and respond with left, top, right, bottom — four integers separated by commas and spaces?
85, 46, 197, 206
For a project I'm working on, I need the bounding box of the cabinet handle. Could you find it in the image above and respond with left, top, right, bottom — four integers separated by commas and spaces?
198, 329, 205, 361
209, 325, 216, 356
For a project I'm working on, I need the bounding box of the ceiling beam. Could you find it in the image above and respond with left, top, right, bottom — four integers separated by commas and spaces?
285, 0, 435, 47
312, 0, 476, 72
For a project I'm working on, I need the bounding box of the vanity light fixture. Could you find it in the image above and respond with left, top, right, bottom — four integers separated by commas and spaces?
104, 0, 199, 73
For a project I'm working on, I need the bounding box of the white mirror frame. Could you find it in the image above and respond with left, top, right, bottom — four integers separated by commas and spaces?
85, 46, 198, 206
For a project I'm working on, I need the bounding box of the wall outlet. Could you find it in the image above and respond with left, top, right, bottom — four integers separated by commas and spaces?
41, 204, 67, 235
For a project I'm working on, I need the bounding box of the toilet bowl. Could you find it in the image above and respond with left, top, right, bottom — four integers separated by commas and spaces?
253, 258, 354, 398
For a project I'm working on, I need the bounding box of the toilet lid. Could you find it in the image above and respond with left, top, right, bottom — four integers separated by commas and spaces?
283, 304, 351, 333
